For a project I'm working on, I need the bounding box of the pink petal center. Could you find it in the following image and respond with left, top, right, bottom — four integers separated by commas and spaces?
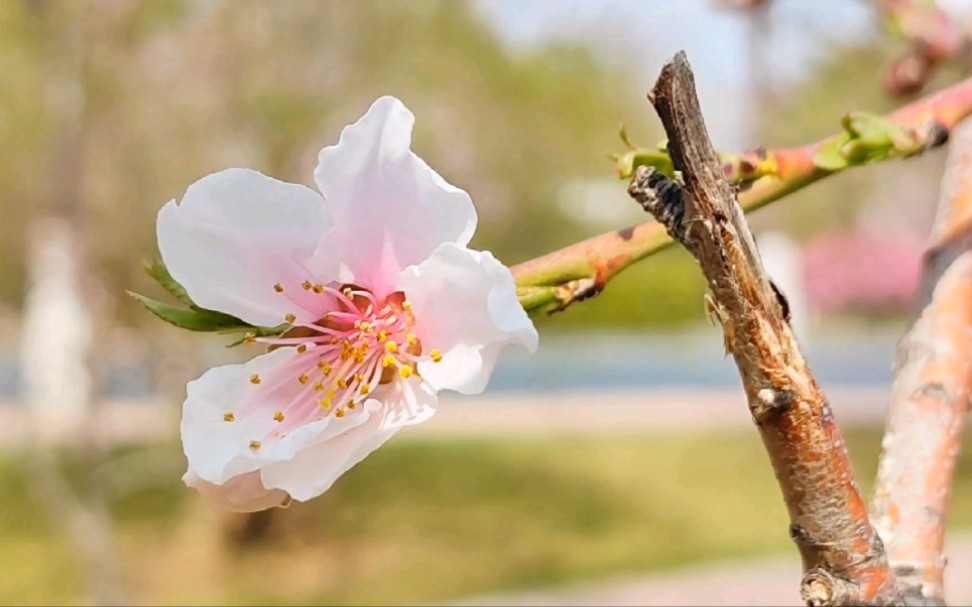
223, 279, 441, 451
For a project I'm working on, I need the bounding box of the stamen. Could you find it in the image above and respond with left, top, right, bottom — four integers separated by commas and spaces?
243, 333, 256, 345
249, 440, 262, 451
273, 283, 284, 293
430, 348, 442, 363
249, 374, 262, 385
253, 284, 426, 438
223, 412, 235, 422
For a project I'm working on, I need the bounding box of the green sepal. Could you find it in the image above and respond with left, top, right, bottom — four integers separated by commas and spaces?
222, 323, 290, 347
127, 291, 257, 333
142, 259, 193, 306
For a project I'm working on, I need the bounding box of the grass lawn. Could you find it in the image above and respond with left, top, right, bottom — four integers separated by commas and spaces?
3, 427, 972, 605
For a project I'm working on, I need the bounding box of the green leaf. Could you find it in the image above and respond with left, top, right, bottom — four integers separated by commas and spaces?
845, 112, 896, 147
811, 134, 851, 171
142, 259, 192, 306
127, 291, 255, 332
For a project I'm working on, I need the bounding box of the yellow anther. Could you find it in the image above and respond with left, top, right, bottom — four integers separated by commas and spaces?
223, 412, 235, 422
296, 344, 307, 354
273, 411, 285, 423
359, 321, 372, 333
318, 398, 332, 410
335, 409, 346, 418
313, 284, 324, 294
399, 366, 413, 379
355, 373, 364, 384
430, 348, 442, 363
243, 333, 256, 345
337, 378, 348, 390
342, 287, 353, 297
347, 402, 356, 410
285, 313, 297, 324
402, 300, 413, 312
298, 374, 310, 385
249, 374, 262, 385
314, 381, 324, 392
385, 341, 398, 354
273, 283, 284, 293
406, 333, 418, 346
360, 384, 370, 396
376, 330, 388, 343
353, 351, 365, 364
317, 360, 331, 372
383, 355, 397, 368
249, 440, 262, 451
301, 280, 313, 291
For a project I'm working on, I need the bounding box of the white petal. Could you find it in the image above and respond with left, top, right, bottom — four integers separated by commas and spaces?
398, 243, 538, 395
184, 470, 289, 513
181, 347, 372, 486
260, 377, 436, 502
158, 168, 330, 327
312, 96, 477, 297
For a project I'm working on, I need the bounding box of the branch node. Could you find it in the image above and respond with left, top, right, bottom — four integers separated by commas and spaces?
801, 569, 837, 607
754, 387, 795, 423
627, 165, 687, 242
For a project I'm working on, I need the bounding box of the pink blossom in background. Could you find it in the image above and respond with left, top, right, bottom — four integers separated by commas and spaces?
802, 228, 924, 315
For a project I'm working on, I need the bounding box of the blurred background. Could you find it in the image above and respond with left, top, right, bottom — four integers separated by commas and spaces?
4, 0, 972, 605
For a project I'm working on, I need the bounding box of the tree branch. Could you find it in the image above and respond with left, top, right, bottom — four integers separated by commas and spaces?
630, 52, 900, 606
513, 74, 972, 315
870, 117, 972, 606
874, 0, 964, 97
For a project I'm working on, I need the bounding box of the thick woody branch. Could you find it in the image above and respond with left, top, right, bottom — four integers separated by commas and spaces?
513, 75, 972, 315
870, 117, 972, 606
630, 52, 900, 606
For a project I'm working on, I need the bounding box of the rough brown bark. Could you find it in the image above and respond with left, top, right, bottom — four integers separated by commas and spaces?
870, 117, 972, 606
629, 52, 901, 606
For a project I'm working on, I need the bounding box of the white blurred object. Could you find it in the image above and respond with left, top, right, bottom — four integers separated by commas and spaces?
20, 215, 93, 446
758, 231, 810, 345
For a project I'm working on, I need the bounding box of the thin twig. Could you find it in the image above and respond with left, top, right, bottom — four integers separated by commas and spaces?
874, 0, 964, 97
513, 74, 972, 315
870, 117, 972, 606
630, 51, 900, 606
